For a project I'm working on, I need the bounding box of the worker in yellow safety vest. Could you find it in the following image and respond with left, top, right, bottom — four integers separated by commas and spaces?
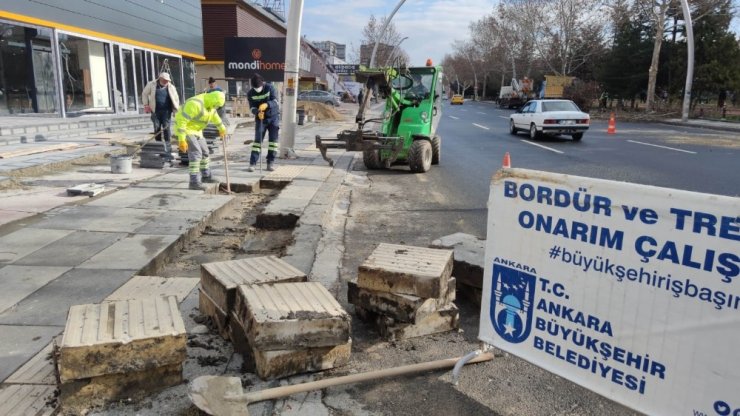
174, 90, 226, 190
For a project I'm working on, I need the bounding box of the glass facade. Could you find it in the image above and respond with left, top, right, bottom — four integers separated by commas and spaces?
0, 18, 197, 117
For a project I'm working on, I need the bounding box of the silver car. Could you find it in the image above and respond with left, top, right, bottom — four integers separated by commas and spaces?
298, 90, 341, 106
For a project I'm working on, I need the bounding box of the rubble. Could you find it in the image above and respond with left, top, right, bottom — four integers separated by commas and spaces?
351, 244, 459, 340
430, 233, 485, 304
55, 296, 187, 413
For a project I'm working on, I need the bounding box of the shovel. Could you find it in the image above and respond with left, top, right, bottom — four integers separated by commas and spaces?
188, 352, 493, 416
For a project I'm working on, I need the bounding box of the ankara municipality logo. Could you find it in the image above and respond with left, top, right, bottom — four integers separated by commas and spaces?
490, 263, 536, 343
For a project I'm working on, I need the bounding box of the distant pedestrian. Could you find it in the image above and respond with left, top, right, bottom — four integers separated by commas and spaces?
246, 73, 280, 172
358, 89, 364, 106
174, 91, 227, 190
142, 72, 180, 161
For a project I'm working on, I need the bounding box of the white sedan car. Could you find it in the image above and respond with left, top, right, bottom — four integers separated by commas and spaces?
509, 99, 590, 141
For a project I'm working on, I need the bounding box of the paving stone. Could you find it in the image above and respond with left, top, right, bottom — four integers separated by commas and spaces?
27, 205, 114, 230
0, 268, 136, 326
252, 339, 351, 380
58, 296, 186, 382
0, 266, 71, 314
132, 193, 234, 212
430, 233, 485, 289
85, 188, 162, 207
5, 343, 55, 385
260, 165, 306, 189
198, 289, 229, 340
0, 325, 62, 382
79, 207, 165, 232
201, 256, 307, 313
0, 384, 56, 416
76, 234, 179, 270
357, 243, 454, 298
133, 210, 210, 237
104, 275, 198, 303
0, 229, 74, 264
58, 363, 182, 414
11, 231, 125, 267
240, 282, 350, 351
347, 278, 456, 324
357, 303, 459, 341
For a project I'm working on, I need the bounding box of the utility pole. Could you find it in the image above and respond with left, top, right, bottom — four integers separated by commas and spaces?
680, 0, 694, 122
279, 0, 303, 159
369, 0, 407, 68
384, 36, 408, 67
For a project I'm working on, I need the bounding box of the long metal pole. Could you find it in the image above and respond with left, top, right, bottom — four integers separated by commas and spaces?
279, 0, 303, 159
383, 36, 408, 67
369, 0, 407, 68
680, 0, 694, 122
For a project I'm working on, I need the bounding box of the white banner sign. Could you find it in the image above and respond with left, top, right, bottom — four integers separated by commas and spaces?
479, 168, 739, 416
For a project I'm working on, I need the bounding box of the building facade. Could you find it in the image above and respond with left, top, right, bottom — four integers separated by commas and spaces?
0, 1, 203, 118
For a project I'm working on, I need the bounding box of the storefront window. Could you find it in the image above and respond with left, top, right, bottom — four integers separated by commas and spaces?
58, 33, 112, 113
122, 49, 136, 110
154, 53, 182, 104
182, 58, 195, 99
0, 23, 57, 115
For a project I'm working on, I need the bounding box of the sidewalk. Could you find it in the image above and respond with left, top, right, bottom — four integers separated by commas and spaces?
0, 107, 358, 414
661, 118, 740, 134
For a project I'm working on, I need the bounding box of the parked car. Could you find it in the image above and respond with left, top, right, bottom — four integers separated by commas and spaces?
451, 94, 464, 105
298, 90, 341, 106
509, 99, 589, 141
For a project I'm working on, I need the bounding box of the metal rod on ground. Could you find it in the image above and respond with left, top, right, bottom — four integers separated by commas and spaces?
222, 134, 231, 193
243, 352, 493, 403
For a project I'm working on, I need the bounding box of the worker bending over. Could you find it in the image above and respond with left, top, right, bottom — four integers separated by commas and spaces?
174, 90, 227, 190
247, 73, 280, 172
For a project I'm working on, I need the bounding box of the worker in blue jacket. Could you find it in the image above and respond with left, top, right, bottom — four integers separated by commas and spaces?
246, 73, 280, 172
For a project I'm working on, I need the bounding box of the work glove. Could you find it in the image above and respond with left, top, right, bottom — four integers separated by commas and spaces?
258, 103, 268, 112
178, 140, 188, 153
218, 129, 226, 139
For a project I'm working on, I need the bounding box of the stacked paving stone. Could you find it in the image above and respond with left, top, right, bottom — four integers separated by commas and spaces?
349, 243, 459, 340
54, 296, 186, 413
199, 256, 307, 339
138, 140, 169, 169
231, 281, 351, 380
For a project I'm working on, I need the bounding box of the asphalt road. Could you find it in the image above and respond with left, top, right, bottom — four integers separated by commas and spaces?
435, 99, 740, 237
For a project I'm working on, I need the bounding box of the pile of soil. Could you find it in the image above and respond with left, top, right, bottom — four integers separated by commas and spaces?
297, 102, 345, 121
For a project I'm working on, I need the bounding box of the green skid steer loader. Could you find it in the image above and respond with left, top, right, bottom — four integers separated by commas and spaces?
315, 64, 443, 173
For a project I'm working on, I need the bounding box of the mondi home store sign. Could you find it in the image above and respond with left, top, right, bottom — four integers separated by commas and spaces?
224, 37, 285, 82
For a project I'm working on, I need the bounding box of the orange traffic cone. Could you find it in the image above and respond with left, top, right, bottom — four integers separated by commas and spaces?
502, 152, 511, 168
607, 113, 617, 134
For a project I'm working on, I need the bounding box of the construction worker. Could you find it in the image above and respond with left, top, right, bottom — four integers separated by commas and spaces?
246, 73, 280, 172
174, 90, 227, 190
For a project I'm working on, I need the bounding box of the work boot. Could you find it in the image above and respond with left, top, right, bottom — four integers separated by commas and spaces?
246, 165, 255, 172
189, 174, 207, 191
266, 162, 275, 171
201, 169, 221, 183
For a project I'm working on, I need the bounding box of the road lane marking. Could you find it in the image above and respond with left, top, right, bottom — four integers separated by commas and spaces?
448, 115, 459, 120
627, 140, 697, 154
520, 139, 564, 154
473, 123, 490, 130
498, 116, 509, 119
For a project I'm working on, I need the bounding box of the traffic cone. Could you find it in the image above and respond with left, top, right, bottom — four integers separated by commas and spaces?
607, 113, 617, 134
502, 152, 511, 168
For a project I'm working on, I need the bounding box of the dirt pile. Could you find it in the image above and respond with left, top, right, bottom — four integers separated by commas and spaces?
297, 101, 344, 121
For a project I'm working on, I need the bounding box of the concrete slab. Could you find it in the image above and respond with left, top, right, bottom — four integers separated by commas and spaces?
85, 188, 162, 207
104, 276, 198, 303
132, 210, 208, 235
76, 234, 179, 271
0, 384, 56, 416
0, 266, 72, 313
430, 233, 485, 289
0, 229, 74, 264
255, 179, 324, 229
79, 207, 165, 233
252, 338, 352, 380
347, 278, 456, 324
240, 282, 350, 351
0, 210, 35, 227
357, 243, 454, 298
260, 165, 306, 189
5, 343, 55, 385
358, 303, 459, 341
0, 187, 87, 215
281, 224, 323, 275
201, 256, 307, 313
27, 205, 114, 230
11, 231, 126, 267
0, 268, 136, 326
58, 296, 186, 381
0, 325, 61, 382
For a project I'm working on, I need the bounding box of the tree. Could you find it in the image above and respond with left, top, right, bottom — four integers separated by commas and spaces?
359, 14, 407, 67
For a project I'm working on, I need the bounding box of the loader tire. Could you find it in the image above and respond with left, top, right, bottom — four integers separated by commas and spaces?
363, 149, 383, 170
431, 135, 441, 165
408, 139, 432, 173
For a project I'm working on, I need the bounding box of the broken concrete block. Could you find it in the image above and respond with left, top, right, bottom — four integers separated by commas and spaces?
252, 339, 351, 380
199, 289, 230, 340
57, 296, 186, 382
430, 233, 484, 289
229, 311, 256, 372
200, 256, 307, 313
347, 278, 456, 323
358, 243, 453, 298
357, 304, 459, 341
240, 282, 350, 351
59, 363, 182, 414
66, 183, 105, 197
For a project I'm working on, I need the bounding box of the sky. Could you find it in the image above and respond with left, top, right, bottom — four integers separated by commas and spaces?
298, 0, 495, 66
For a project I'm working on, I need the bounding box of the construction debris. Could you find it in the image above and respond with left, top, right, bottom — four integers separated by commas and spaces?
430, 233, 485, 305
350, 243, 459, 340
55, 296, 187, 413
66, 183, 105, 197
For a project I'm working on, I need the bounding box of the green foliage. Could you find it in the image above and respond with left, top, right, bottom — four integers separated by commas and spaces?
596, 15, 652, 100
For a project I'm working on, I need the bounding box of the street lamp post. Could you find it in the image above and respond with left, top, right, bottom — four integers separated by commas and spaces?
680, 0, 694, 122
369, 0, 407, 68
384, 36, 408, 67
279, 0, 304, 159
